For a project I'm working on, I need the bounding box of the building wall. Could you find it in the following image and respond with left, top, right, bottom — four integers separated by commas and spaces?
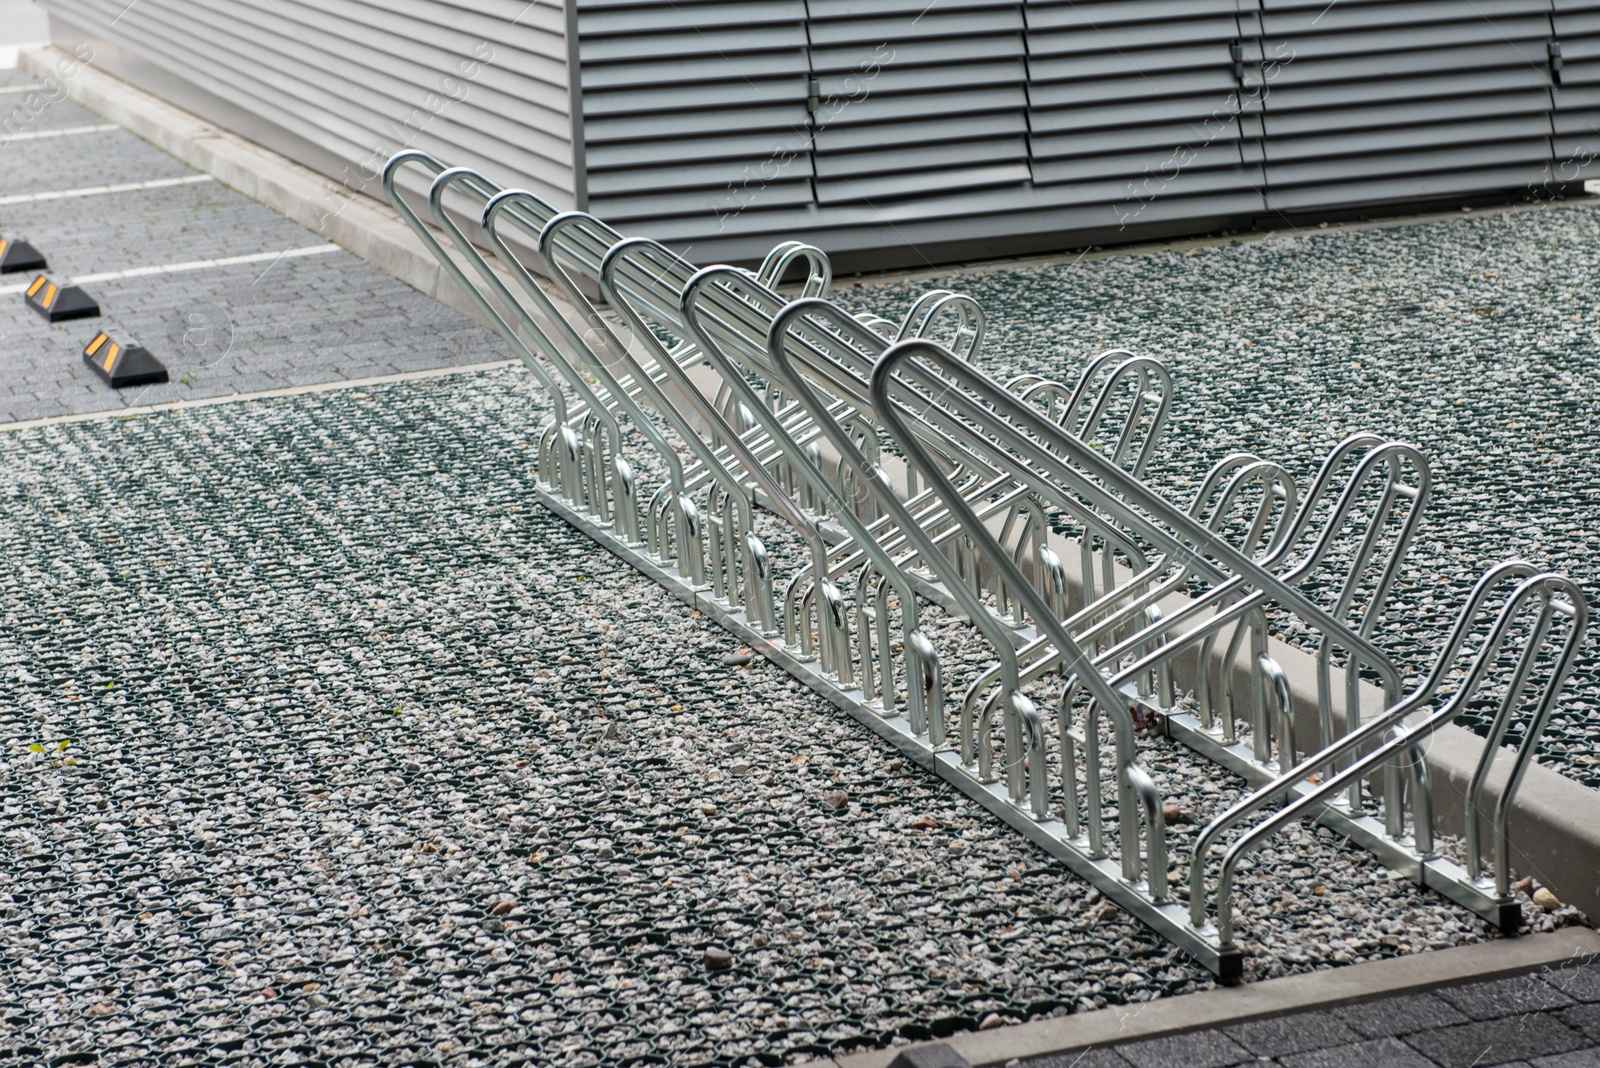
45, 0, 577, 213
46, 0, 1600, 272
572, 0, 1600, 269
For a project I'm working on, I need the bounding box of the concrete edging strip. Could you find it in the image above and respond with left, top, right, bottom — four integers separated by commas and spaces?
827, 927, 1600, 1068
17, 45, 471, 320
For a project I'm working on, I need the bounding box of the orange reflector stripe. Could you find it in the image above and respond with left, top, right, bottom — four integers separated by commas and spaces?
103, 344, 118, 371
26, 276, 45, 297
86, 333, 107, 356
42, 282, 56, 306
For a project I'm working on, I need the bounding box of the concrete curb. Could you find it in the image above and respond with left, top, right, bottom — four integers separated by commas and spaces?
17, 44, 488, 329
824, 927, 1600, 1068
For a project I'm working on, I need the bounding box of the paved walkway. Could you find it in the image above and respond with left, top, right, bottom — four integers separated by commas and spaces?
0, 66, 501, 425
1020, 964, 1600, 1068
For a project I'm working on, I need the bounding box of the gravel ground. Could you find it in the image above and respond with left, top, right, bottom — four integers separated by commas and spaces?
852, 200, 1600, 790
0, 367, 1582, 1068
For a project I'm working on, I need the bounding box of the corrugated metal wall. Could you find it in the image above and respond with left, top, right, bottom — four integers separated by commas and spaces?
51, 0, 1592, 270
1256, 0, 1558, 214
45, 0, 576, 209
576, 0, 1586, 267
1022, 1, 1264, 234
574, 0, 812, 226
572, 0, 1278, 264
804, 0, 1031, 206
1554, 0, 1600, 178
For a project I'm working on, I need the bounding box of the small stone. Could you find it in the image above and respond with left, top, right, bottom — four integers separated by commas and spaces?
489, 900, 517, 916
1313, 886, 1327, 897
822, 790, 848, 810
1533, 887, 1562, 910
603, 722, 623, 740
704, 946, 733, 970
1161, 802, 1184, 823
699, 803, 717, 816
907, 816, 939, 830
979, 1013, 1006, 1030
720, 651, 753, 667
557, 654, 574, 664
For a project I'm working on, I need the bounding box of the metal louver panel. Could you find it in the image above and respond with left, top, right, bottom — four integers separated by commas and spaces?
803, 0, 1031, 205
576, 0, 814, 227
43, 0, 576, 208
51, 0, 1593, 272
1553, 0, 1600, 178
1024, 0, 1268, 228
1258, 0, 1559, 214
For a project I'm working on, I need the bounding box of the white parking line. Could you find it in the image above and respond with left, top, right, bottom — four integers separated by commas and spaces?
0, 244, 343, 295
0, 174, 214, 206
0, 84, 44, 95
1, 123, 118, 142
0, 360, 522, 433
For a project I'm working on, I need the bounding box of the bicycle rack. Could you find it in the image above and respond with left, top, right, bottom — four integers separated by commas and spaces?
386, 151, 1591, 983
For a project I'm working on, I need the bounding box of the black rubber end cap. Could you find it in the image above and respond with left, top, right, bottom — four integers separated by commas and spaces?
45, 287, 101, 322
0, 237, 47, 274
24, 276, 100, 322
1218, 947, 1245, 987
83, 332, 169, 388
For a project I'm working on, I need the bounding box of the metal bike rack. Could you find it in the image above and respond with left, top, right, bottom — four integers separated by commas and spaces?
861, 339, 1587, 978
386, 151, 1591, 983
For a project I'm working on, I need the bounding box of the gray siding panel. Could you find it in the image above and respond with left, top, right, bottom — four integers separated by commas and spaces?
1554, 1, 1600, 176
575, 0, 813, 226
45, 0, 577, 208
806, 0, 1032, 206
1258, 0, 1559, 213
1024, 0, 1267, 229
48, 0, 1594, 271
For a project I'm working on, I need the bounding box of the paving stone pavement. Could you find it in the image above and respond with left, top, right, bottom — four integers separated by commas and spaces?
1019, 963, 1600, 1068
0, 127, 195, 195
0, 71, 503, 425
